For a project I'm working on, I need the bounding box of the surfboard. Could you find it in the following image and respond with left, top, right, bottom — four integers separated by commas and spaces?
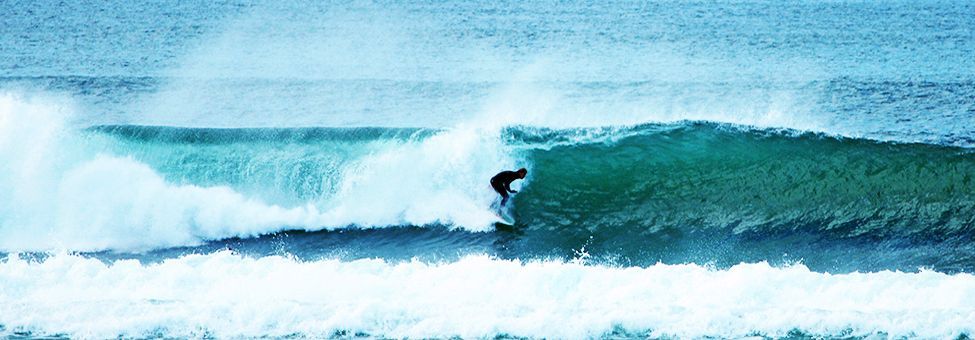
489, 200, 515, 229
494, 215, 515, 226
493, 209, 515, 228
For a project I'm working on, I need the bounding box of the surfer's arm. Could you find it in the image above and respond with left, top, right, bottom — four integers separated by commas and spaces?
505, 182, 517, 193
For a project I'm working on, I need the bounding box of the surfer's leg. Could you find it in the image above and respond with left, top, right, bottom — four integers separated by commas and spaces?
491, 180, 508, 206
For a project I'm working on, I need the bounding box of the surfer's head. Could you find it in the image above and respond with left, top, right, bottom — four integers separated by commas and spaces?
517, 168, 527, 178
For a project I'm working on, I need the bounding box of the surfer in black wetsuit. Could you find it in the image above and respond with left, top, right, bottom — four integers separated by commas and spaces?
491, 168, 527, 207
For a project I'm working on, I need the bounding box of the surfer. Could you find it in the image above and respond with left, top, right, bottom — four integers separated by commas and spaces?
490, 168, 527, 207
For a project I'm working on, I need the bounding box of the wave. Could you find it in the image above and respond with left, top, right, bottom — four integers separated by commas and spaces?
2, 93, 974, 255
2, 252, 973, 339
94, 122, 975, 237
93, 121, 975, 243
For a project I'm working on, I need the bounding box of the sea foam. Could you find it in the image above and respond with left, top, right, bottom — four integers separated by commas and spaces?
1, 252, 972, 338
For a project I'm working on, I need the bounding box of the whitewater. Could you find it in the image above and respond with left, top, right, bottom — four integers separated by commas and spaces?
4, 252, 975, 339
3, 0, 975, 338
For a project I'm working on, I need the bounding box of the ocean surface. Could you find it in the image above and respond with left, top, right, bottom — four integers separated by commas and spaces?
2, 0, 975, 338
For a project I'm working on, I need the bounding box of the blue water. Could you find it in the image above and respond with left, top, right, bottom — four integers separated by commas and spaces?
1, 1, 975, 338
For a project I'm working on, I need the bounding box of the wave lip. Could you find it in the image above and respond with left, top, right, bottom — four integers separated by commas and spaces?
1, 252, 974, 339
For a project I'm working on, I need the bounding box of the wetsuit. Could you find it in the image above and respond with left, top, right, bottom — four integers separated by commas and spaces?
490, 170, 521, 206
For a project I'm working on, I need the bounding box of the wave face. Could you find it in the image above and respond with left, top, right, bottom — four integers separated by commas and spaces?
509, 124, 975, 270
516, 123, 975, 236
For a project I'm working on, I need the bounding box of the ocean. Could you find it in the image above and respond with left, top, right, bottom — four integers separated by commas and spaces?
2, 0, 975, 338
